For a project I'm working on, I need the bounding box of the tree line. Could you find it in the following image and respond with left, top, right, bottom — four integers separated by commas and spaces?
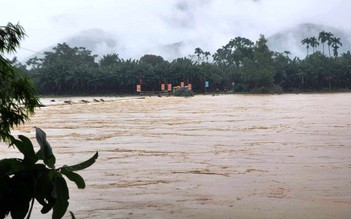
15, 32, 351, 95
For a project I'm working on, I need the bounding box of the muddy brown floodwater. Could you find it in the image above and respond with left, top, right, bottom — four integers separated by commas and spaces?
1, 94, 351, 218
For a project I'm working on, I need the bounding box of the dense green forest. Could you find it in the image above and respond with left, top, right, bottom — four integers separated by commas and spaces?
15, 32, 351, 95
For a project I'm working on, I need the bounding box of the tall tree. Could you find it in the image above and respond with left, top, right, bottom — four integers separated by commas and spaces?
212, 36, 254, 66
194, 47, 204, 64
204, 51, 211, 62
140, 54, 165, 66
283, 50, 291, 59
330, 37, 342, 57
301, 37, 311, 57
325, 32, 334, 57
170, 57, 195, 85
27, 43, 97, 93
309, 37, 320, 54
318, 31, 330, 55
241, 35, 276, 92
99, 53, 120, 67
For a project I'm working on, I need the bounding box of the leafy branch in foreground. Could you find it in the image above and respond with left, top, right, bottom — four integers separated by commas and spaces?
0, 127, 98, 219
1, 22, 40, 142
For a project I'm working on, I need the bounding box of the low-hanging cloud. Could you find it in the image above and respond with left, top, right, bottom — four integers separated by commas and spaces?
2, 0, 350, 61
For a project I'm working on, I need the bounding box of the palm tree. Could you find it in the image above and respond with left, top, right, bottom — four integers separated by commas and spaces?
330, 37, 342, 57
325, 32, 334, 57
318, 31, 328, 55
194, 47, 204, 64
283, 50, 291, 59
204, 51, 211, 62
301, 37, 311, 57
309, 37, 320, 54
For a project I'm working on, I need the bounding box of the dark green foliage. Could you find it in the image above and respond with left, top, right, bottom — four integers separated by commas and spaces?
20, 31, 351, 95
0, 23, 25, 54
140, 54, 165, 66
35, 127, 56, 168
174, 88, 194, 97
0, 23, 40, 141
26, 43, 98, 94
69, 211, 76, 219
330, 37, 342, 57
60, 152, 98, 172
0, 128, 98, 219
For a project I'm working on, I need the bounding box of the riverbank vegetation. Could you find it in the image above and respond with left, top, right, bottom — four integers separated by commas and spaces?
14, 32, 351, 95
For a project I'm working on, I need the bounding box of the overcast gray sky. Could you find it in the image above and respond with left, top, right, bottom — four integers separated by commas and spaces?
1, 0, 350, 61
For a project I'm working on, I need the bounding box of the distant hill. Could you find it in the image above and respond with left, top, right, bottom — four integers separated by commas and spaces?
64, 29, 125, 58
159, 24, 351, 60
150, 40, 198, 61
267, 23, 351, 58
31, 23, 351, 62
62, 29, 198, 61
25, 29, 125, 61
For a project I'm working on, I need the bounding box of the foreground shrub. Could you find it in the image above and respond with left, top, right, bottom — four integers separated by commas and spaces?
0, 127, 98, 219
174, 88, 194, 97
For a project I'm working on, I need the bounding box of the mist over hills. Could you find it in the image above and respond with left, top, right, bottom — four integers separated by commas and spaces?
267, 23, 351, 58
65, 29, 122, 56
37, 23, 351, 62
62, 30, 201, 61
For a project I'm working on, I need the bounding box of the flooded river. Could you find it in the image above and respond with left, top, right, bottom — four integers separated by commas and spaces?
1, 94, 351, 218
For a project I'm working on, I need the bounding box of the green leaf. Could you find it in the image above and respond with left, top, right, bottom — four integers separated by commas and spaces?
34, 163, 47, 171
61, 169, 85, 189
10, 200, 29, 219
0, 175, 11, 218
69, 211, 76, 219
0, 158, 25, 176
36, 149, 44, 160
34, 167, 55, 214
52, 176, 69, 219
10, 174, 35, 219
11, 135, 38, 165
37, 197, 55, 214
63, 152, 98, 172
46, 156, 56, 169
35, 127, 56, 168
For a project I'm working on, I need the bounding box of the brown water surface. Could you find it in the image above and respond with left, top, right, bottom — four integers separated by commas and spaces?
1, 94, 351, 218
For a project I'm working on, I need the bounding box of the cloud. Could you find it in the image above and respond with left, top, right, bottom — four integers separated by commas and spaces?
1, 0, 350, 61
